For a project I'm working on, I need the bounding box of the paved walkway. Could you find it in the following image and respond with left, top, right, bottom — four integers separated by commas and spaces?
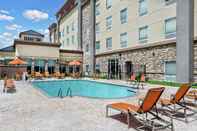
0, 79, 196, 131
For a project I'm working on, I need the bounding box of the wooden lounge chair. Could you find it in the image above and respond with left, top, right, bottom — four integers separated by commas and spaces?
160, 84, 193, 122
106, 87, 173, 130
35, 72, 43, 79
44, 72, 50, 78
54, 72, 61, 79
3, 79, 16, 93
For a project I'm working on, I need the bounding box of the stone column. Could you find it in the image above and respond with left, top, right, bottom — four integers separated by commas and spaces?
31, 59, 35, 73
77, 0, 82, 50
89, 0, 96, 76
55, 59, 60, 72
176, 0, 194, 83
45, 60, 48, 72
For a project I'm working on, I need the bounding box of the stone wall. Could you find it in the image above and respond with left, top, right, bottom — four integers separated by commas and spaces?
96, 40, 197, 82
82, 2, 92, 73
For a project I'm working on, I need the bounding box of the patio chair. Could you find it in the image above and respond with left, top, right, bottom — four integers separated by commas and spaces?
44, 72, 50, 78
106, 87, 174, 130
54, 72, 61, 79
3, 79, 16, 93
136, 74, 146, 89
186, 90, 197, 101
160, 83, 194, 122
35, 72, 43, 79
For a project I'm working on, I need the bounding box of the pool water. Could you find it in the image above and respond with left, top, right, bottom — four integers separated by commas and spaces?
32, 80, 136, 99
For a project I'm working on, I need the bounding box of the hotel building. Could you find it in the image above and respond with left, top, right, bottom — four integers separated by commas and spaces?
49, 0, 197, 82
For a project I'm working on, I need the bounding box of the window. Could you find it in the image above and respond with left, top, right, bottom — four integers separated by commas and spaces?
86, 65, 89, 72
120, 32, 128, 48
165, 0, 176, 5
165, 17, 176, 38
106, 37, 112, 49
106, 0, 112, 9
66, 38, 70, 46
86, 44, 89, 52
96, 4, 100, 16
139, 26, 148, 42
72, 35, 75, 44
95, 23, 100, 34
72, 22, 75, 31
139, 0, 148, 16
66, 26, 69, 34
95, 64, 100, 73
120, 8, 128, 24
165, 61, 176, 81
95, 41, 100, 50
106, 16, 112, 31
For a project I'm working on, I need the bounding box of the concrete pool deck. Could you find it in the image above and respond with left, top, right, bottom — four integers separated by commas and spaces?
0, 79, 197, 131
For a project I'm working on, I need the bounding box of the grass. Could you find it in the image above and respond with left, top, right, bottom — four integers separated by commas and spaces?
147, 80, 197, 88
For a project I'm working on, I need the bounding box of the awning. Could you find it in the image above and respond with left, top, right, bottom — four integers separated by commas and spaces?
9, 57, 27, 65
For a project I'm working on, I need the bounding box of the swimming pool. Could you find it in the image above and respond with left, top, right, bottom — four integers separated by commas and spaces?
32, 80, 136, 99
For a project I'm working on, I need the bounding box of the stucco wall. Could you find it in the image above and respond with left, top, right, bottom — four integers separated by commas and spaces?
15, 44, 59, 59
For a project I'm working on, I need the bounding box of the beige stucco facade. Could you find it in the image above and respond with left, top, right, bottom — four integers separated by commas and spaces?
59, 7, 80, 50
15, 44, 59, 59
95, 0, 197, 54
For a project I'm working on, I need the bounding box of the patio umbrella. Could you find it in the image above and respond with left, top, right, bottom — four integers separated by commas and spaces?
9, 57, 27, 65
68, 60, 81, 74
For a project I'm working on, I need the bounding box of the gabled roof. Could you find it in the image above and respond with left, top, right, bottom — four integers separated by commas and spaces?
0, 45, 15, 52
19, 30, 44, 38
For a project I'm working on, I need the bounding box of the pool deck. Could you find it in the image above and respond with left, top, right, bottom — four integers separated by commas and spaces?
0, 78, 197, 131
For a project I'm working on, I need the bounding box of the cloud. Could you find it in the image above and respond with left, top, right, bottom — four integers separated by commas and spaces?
38, 29, 49, 42
6, 24, 22, 31
0, 32, 14, 48
0, 13, 14, 21
23, 9, 49, 21
0, 10, 9, 14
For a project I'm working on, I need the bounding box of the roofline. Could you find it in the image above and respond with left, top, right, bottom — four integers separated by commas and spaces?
56, 0, 78, 20
19, 30, 44, 38
59, 49, 83, 54
96, 37, 197, 57
14, 39, 61, 48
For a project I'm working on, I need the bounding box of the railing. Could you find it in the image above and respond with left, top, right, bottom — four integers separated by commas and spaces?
66, 87, 72, 97
57, 88, 63, 98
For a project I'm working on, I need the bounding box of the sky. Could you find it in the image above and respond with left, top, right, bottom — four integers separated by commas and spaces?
0, 0, 65, 48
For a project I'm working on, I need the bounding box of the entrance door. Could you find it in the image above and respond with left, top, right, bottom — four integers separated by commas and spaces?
108, 59, 119, 79
125, 61, 133, 79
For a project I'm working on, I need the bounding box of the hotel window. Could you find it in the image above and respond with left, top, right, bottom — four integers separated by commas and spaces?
86, 44, 89, 52
164, 61, 176, 82
95, 41, 100, 50
165, 0, 176, 5
165, 17, 176, 38
106, 16, 112, 31
120, 8, 128, 24
95, 64, 100, 73
139, 26, 148, 43
139, 0, 148, 16
72, 35, 75, 44
66, 38, 70, 46
72, 22, 75, 31
120, 32, 128, 48
96, 4, 100, 16
106, 0, 112, 9
66, 26, 69, 34
86, 65, 89, 72
95, 23, 100, 34
106, 37, 112, 49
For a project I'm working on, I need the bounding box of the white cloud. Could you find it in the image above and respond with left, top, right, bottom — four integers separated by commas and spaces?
0, 10, 9, 14
0, 13, 14, 21
0, 32, 14, 48
6, 24, 22, 31
2, 32, 12, 37
23, 9, 49, 21
38, 29, 49, 42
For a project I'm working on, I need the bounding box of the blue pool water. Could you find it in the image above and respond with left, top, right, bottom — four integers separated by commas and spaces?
32, 80, 136, 99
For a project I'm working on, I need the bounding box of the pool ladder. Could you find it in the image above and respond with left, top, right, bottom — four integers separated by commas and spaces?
57, 87, 72, 98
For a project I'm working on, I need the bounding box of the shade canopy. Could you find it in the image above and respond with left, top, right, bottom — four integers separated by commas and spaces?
9, 58, 27, 65
68, 60, 81, 66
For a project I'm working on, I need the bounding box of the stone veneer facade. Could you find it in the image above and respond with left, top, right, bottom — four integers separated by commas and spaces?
82, 0, 93, 74
96, 39, 197, 81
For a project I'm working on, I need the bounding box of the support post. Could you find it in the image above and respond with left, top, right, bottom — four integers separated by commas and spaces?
176, 0, 194, 83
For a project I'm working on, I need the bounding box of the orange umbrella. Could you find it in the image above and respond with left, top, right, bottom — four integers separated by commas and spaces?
68, 60, 81, 66
9, 57, 27, 65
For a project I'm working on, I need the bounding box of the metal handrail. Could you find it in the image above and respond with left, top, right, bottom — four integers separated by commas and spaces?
66, 87, 72, 97
58, 88, 63, 98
